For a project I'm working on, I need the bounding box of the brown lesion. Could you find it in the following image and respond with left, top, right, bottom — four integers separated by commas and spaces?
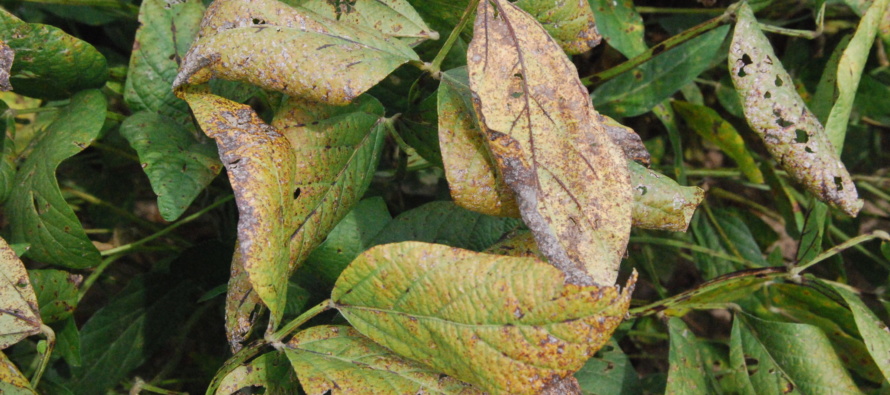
326, 0, 357, 20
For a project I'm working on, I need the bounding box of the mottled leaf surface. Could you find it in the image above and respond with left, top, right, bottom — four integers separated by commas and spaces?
332, 242, 636, 394
468, 0, 632, 286
284, 0, 437, 45
512, 0, 602, 54
729, 4, 862, 216
216, 351, 296, 395
0, 40, 11, 92
629, 161, 703, 232
0, 236, 41, 349
665, 318, 711, 394
0, 351, 35, 394
285, 325, 482, 394
29, 269, 81, 324
174, 0, 418, 105
7, 89, 105, 268
0, 9, 107, 100
120, 112, 222, 221
828, 282, 890, 383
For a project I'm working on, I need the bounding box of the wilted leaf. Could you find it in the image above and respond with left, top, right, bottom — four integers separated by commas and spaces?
282, 0, 437, 45
285, 325, 482, 394
7, 89, 105, 268
120, 112, 222, 221
0, 236, 41, 349
827, 282, 890, 383
824, 0, 889, 151
588, 0, 647, 58
0, 350, 36, 394
629, 161, 703, 232
216, 351, 296, 395
332, 241, 636, 394
592, 26, 729, 118
28, 269, 81, 324
468, 0, 632, 286
174, 0, 419, 105
666, 318, 713, 394
672, 100, 764, 183
574, 339, 642, 395
0, 9, 107, 100
512, 0, 601, 54
0, 40, 12, 92
729, 3, 862, 216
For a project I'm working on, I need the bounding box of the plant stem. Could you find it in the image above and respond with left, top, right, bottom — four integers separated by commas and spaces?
429, 0, 481, 75
78, 255, 123, 303
708, 187, 784, 222
63, 187, 167, 234
30, 324, 55, 388
858, 181, 890, 202
267, 299, 333, 344
629, 236, 749, 265
790, 230, 890, 275
635, 6, 726, 14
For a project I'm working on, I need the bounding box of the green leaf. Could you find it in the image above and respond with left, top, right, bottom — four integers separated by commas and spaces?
711, 209, 768, 267
120, 112, 222, 221
512, 0, 602, 54
665, 318, 712, 394
0, 350, 36, 394
672, 100, 764, 183
281, 0, 438, 45
0, 99, 14, 204
628, 161, 704, 232
284, 325, 482, 394
734, 313, 860, 394
824, 0, 890, 151
125, 0, 205, 125
828, 282, 890, 383
7, 89, 105, 268
729, 3, 862, 216
55, 317, 81, 368
69, 275, 197, 395
0, 9, 107, 100
0, 236, 41, 349
796, 202, 828, 265
728, 316, 782, 395
575, 339, 642, 395
592, 25, 729, 118
173, 0, 419, 105
332, 241, 636, 394
811, 35, 851, 124
587, 0, 646, 58
215, 351, 297, 395
399, 88, 443, 166
28, 269, 81, 324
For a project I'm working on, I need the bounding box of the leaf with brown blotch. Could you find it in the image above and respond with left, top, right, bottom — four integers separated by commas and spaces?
467, 0, 632, 286
173, 0, 418, 105
224, 252, 263, 352
512, 0, 602, 55
599, 113, 650, 166
332, 241, 636, 395
729, 3, 862, 216
0, 236, 42, 350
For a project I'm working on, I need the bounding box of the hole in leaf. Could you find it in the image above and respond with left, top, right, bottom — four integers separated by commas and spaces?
252, 18, 265, 25
741, 54, 753, 65
764, 91, 771, 99
776, 117, 793, 128
835, 177, 843, 191
805, 146, 814, 153
510, 92, 523, 98
794, 129, 808, 143
738, 68, 747, 78
513, 73, 524, 80
293, 188, 301, 199
774, 75, 783, 86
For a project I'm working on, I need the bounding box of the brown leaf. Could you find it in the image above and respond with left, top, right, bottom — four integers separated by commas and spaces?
0, 40, 11, 92
467, 0, 632, 285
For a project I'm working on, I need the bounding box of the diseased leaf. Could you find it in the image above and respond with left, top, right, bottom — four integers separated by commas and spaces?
599, 114, 651, 165
592, 26, 729, 118
512, 0, 602, 54
56, 317, 81, 368
0, 236, 41, 349
285, 325, 482, 394
125, 0, 205, 125
666, 318, 712, 394
729, 3, 862, 216
811, 36, 851, 124
628, 161, 703, 232
0, 9, 107, 100
28, 269, 81, 324
827, 282, 890, 383
574, 339, 642, 395
400, 88, 443, 166
282, 0, 438, 45
468, 0, 632, 286
824, 0, 889, 151
672, 100, 764, 183
0, 350, 36, 394
485, 231, 546, 260
728, 316, 784, 395
587, 0, 647, 58
0, 99, 14, 204
0, 40, 12, 92
216, 351, 297, 395
174, 0, 419, 105
795, 202, 828, 265
120, 112, 222, 221
333, 242, 636, 394
7, 89, 105, 268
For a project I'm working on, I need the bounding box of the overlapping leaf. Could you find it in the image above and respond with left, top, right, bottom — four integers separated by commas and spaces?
628, 161, 703, 232
0, 9, 107, 100
574, 339, 642, 395
7, 89, 105, 268
468, 0, 632, 285
729, 3, 862, 216
0, 236, 41, 349
332, 242, 636, 394
215, 351, 296, 394
512, 0, 602, 54
29, 269, 81, 324
827, 282, 890, 383
0, 351, 35, 394
666, 318, 713, 394
173, 0, 418, 105
588, 0, 646, 58
285, 325, 482, 394
282, 0, 437, 45
0, 40, 11, 92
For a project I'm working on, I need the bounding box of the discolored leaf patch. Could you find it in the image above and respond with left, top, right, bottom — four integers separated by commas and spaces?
283, 0, 438, 45
29, 269, 82, 324
729, 4, 862, 216
0, 236, 41, 350
468, 0, 632, 286
512, 0, 602, 54
0, 351, 35, 394
628, 161, 703, 232
0, 40, 11, 92
332, 241, 636, 394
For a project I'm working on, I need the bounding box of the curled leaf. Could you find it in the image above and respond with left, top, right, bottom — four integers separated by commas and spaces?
0, 236, 41, 349
283, 0, 438, 45
332, 241, 636, 394
285, 325, 482, 394
729, 3, 862, 216
174, 0, 418, 105
468, 0, 632, 286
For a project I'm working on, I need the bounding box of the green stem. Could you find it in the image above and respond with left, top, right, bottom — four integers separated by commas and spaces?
63, 187, 166, 234
629, 236, 750, 265
756, 3, 825, 39
429, 0, 481, 75
790, 230, 890, 275
267, 300, 333, 344
828, 225, 890, 270
89, 141, 140, 162
703, 202, 747, 262
635, 6, 726, 14
78, 255, 124, 303
858, 181, 890, 202
30, 324, 55, 388
205, 339, 268, 395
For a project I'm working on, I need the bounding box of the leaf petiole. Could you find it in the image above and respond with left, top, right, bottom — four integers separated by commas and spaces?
266, 299, 333, 345
428, 0, 481, 76
30, 324, 55, 388
790, 230, 890, 276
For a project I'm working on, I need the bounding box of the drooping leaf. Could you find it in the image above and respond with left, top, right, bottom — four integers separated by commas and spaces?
824, 0, 890, 151
0, 350, 36, 394
28, 269, 81, 324
512, 0, 602, 54
173, 0, 419, 105
628, 161, 703, 232
125, 0, 205, 125
120, 112, 222, 221
828, 282, 890, 383
215, 351, 297, 395
587, 0, 647, 58
285, 325, 482, 394
281, 0, 438, 45
0, 9, 107, 100
672, 100, 764, 183
665, 318, 713, 394
729, 3, 862, 216
468, 0, 632, 286
0, 236, 41, 349
332, 241, 636, 394
574, 339, 642, 395
592, 25, 730, 118
7, 89, 105, 268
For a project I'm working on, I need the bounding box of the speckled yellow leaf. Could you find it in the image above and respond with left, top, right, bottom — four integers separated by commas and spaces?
512, 0, 602, 54
729, 3, 862, 216
332, 242, 636, 394
0, 236, 41, 349
283, 0, 438, 46
0, 351, 35, 394
174, 0, 418, 105
467, 0, 632, 286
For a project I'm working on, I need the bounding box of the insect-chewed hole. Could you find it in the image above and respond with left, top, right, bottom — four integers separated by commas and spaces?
794, 129, 808, 143
774, 75, 784, 87
293, 188, 301, 199
252, 18, 265, 25
776, 117, 793, 128
805, 146, 814, 153
764, 91, 771, 99
741, 54, 753, 65
834, 177, 844, 191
